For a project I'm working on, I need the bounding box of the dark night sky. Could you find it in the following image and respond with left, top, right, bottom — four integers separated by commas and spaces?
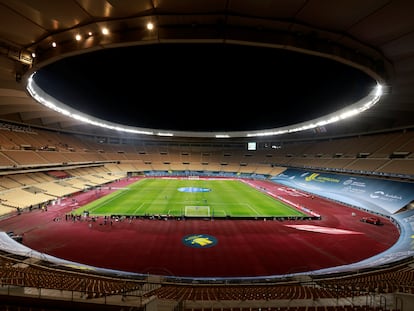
33, 43, 376, 132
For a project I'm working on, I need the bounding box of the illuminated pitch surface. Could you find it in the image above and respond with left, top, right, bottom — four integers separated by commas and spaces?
73, 178, 307, 219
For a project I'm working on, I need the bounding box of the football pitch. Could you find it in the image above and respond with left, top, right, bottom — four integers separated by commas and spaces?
73, 178, 307, 218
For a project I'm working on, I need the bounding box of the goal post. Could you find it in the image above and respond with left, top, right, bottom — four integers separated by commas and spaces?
184, 206, 210, 217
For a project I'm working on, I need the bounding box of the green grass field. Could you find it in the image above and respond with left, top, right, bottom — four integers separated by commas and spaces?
73, 178, 307, 218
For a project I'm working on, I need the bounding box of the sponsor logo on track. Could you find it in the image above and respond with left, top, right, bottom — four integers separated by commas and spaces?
182, 234, 218, 248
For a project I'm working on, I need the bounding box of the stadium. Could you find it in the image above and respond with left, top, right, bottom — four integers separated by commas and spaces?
0, 1, 414, 311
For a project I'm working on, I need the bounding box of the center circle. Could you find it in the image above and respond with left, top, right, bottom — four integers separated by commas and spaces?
178, 187, 211, 193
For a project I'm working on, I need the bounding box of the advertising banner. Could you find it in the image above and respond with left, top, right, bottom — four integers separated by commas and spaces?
271, 169, 414, 215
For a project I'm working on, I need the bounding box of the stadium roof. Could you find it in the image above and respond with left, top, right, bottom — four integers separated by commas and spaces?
0, 1, 413, 140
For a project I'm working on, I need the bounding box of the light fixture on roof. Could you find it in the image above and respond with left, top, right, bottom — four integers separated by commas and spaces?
146, 22, 154, 30
101, 28, 109, 35
75, 34, 82, 41
51, 42, 57, 48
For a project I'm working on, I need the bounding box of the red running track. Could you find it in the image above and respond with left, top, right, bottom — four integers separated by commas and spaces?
0, 178, 400, 278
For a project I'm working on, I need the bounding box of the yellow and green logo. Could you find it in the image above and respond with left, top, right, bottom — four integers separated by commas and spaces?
182, 234, 218, 248
305, 173, 340, 183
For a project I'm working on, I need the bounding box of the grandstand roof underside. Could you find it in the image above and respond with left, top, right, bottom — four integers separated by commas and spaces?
0, 1, 414, 141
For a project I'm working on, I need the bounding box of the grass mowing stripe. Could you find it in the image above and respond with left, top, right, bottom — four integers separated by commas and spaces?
77, 188, 130, 214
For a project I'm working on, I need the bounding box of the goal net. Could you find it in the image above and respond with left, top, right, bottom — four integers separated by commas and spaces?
184, 206, 210, 217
